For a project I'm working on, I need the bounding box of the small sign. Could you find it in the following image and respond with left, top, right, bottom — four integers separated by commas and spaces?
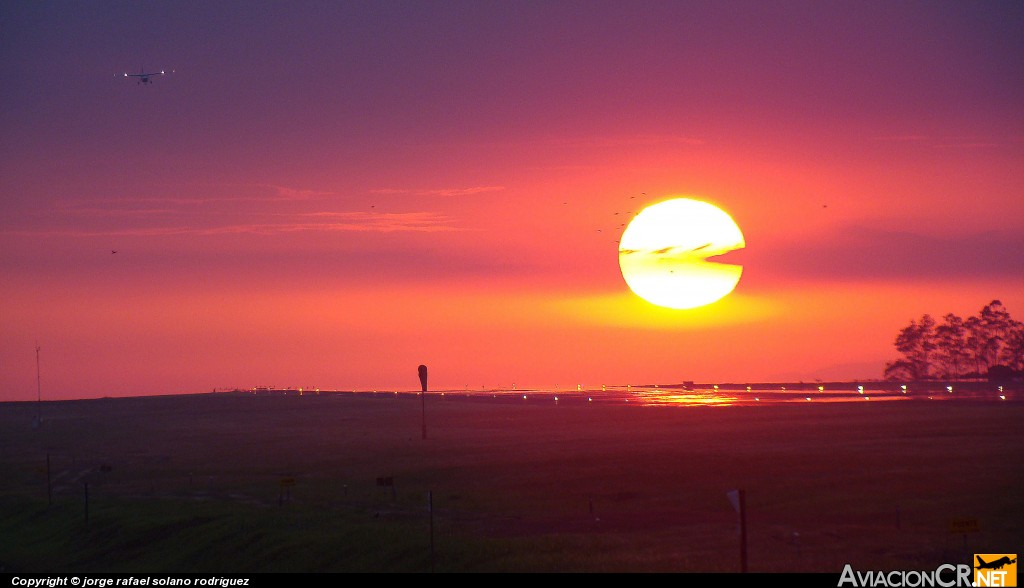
949, 518, 980, 534
727, 490, 741, 513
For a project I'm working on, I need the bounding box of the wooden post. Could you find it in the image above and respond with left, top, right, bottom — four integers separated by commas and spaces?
739, 489, 748, 573
46, 454, 52, 506
84, 481, 89, 526
727, 489, 747, 572
428, 490, 435, 573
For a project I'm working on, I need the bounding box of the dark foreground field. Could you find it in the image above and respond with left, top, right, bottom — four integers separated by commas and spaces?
1, 392, 1020, 572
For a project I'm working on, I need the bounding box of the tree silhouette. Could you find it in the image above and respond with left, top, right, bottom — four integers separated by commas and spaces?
885, 300, 1023, 381
884, 314, 936, 380
1004, 326, 1024, 372
965, 315, 988, 375
934, 313, 967, 379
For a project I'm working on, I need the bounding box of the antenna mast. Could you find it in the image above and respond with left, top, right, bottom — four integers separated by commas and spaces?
35, 343, 42, 422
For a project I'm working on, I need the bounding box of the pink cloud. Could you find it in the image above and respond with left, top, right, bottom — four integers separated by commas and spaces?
369, 186, 505, 197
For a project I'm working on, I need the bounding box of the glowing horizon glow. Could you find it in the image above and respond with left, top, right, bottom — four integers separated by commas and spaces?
618, 198, 745, 310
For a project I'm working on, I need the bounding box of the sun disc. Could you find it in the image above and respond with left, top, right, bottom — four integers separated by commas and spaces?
618, 198, 745, 309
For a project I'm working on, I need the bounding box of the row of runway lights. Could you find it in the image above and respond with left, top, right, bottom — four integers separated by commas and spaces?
399, 383, 1009, 403
258, 384, 1008, 402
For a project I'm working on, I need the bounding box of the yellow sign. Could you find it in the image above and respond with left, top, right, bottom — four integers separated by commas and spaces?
974, 554, 1017, 588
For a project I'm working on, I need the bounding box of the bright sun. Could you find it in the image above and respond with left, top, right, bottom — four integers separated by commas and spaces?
618, 198, 745, 310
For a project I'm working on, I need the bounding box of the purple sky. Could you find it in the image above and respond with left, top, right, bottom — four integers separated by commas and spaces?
2, 1, 1022, 399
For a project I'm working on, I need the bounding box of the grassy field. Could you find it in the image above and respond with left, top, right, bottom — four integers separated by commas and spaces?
1, 392, 1020, 572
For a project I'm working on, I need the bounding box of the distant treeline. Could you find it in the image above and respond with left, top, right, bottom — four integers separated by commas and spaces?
885, 300, 1024, 381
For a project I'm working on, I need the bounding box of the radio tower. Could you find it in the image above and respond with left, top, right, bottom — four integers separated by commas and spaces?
34, 342, 42, 427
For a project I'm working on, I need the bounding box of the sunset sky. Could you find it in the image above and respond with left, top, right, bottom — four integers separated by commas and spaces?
2, 1, 1022, 400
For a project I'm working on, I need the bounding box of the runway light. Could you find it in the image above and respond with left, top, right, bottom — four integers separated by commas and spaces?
947, 386, 953, 393
805, 397, 812, 401
588, 397, 593, 402
901, 385, 907, 394
999, 395, 1006, 400
754, 397, 760, 402
554, 396, 559, 402
998, 386, 1003, 393
746, 386, 751, 392
864, 396, 870, 400
714, 385, 719, 391
523, 395, 527, 400
858, 386, 864, 394
818, 386, 824, 392
602, 385, 606, 391
577, 384, 582, 391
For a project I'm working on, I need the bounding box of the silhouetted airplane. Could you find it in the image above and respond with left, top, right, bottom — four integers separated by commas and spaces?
976, 556, 1016, 570
121, 67, 167, 84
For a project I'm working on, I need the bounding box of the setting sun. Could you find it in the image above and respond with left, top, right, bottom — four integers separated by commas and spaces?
618, 198, 745, 310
